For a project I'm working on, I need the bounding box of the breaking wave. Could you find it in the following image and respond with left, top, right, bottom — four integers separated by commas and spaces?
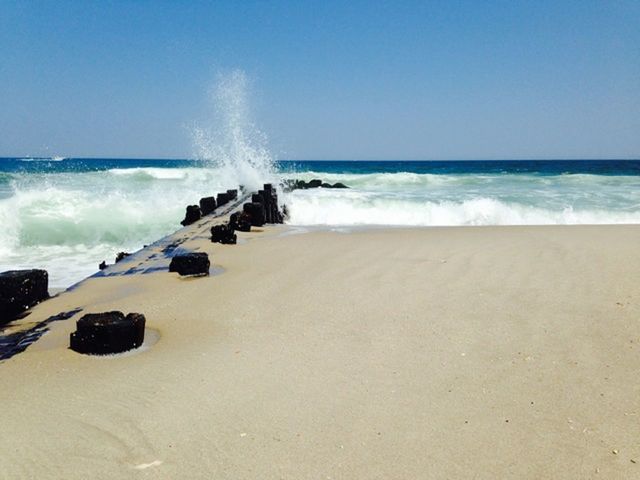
0, 69, 282, 287
0, 166, 238, 286
1, 163, 639, 287
283, 170, 640, 227
284, 189, 640, 227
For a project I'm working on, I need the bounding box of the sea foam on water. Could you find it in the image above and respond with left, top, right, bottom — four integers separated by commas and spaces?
282, 170, 640, 227
284, 187, 640, 227
1, 162, 640, 287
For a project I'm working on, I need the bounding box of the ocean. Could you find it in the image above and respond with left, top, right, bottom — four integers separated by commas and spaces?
1, 157, 639, 288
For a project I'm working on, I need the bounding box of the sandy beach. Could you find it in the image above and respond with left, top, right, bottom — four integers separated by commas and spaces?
2, 1, 638, 477
1, 223, 639, 479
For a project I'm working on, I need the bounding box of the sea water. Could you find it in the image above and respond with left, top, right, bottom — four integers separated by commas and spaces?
0, 157, 639, 288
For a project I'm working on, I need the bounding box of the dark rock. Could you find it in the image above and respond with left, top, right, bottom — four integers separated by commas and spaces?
251, 183, 284, 224
211, 224, 237, 244
229, 212, 251, 232
254, 191, 273, 222
180, 205, 201, 226
237, 212, 252, 232
243, 202, 266, 226
115, 252, 131, 263
169, 252, 210, 276
258, 185, 278, 224
264, 190, 276, 223
226, 189, 238, 200
228, 212, 239, 230
271, 189, 284, 224
0, 270, 49, 323
69, 311, 146, 355
216, 192, 230, 208
98, 261, 107, 270
283, 179, 349, 191
199, 196, 217, 216
266, 202, 274, 224
282, 179, 306, 191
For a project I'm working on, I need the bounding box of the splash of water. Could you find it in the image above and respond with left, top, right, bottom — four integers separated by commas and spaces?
192, 70, 277, 190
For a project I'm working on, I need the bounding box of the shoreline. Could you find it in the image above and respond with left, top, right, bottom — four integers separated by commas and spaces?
1, 223, 639, 478
52, 222, 640, 291
4, 158, 640, 290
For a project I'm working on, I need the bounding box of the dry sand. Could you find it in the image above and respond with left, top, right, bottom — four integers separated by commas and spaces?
1, 224, 639, 479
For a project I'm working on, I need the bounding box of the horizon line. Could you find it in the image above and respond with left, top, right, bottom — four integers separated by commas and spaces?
1, 156, 639, 162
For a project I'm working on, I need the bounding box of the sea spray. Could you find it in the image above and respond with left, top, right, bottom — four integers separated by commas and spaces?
192, 70, 277, 190
0, 72, 281, 287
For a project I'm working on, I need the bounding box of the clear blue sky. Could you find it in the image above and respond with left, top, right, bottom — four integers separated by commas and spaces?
1, 0, 638, 160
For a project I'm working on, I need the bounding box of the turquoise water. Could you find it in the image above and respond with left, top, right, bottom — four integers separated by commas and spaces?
1, 157, 639, 287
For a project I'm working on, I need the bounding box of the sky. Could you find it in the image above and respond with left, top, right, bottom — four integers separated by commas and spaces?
0, 0, 638, 160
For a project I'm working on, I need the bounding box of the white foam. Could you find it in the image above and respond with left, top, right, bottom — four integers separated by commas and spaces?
191, 70, 277, 190
108, 167, 190, 180
284, 189, 640, 227
2, 167, 639, 287
0, 167, 234, 286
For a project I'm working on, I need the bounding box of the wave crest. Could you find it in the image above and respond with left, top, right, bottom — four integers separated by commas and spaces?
284, 190, 640, 226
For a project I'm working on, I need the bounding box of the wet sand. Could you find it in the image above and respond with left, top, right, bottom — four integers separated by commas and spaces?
1, 224, 639, 479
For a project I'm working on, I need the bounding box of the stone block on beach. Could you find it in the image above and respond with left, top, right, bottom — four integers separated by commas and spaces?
180, 205, 201, 226
236, 212, 252, 232
226, 189, 238, 200
228, 212, 251, 232
199, 196, 217, 216
211, 224, 237, 244
69, 311, 145, 355
228, 212, 239, 230
216, 192, 230, 207
243, 202, 266, 226
169, 252, 210, 276
0, 269, 49, 323
263, 184, 284, 224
